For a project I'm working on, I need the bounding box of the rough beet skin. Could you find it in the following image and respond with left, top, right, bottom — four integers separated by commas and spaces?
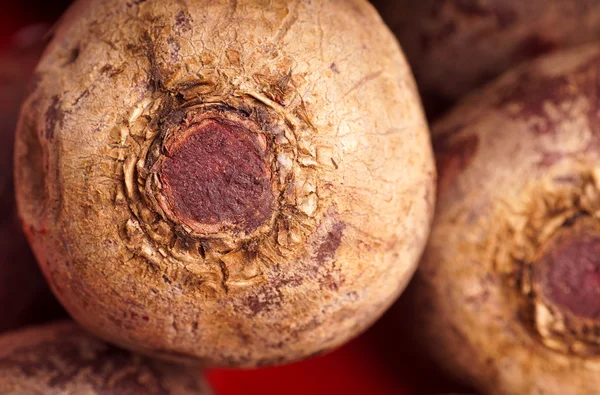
15, 0, 435, 367
411, 44, 600, 394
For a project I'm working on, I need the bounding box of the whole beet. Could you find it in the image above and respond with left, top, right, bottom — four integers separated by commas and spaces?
413, 44, 600, 395
15, 0, 435, 367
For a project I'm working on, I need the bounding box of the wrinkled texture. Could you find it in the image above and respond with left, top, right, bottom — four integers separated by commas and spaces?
412, 44, 600, 395
371, 0, 600, 118
0, 321, 211, 394
15, 0, 435, 367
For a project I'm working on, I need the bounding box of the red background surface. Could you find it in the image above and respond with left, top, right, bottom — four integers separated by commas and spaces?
0, 3, 473, 394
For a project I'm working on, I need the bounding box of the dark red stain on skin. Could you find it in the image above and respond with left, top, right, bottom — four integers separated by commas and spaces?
174, 10, 192, 33
320, 273, 345, 291
309, 220, 347, 291
244, 286, 283, 316
241, 220, 348, 316
496, 51, 600, 112
241, 272, 304, 317
434, 134, 479, 196
494, 52, 600, 136
159, 119, 274, 234
315, 221, 346, 265
536, 220, 600, 319
167, 38, 181, 64
245, 296, 271, 316
497, 71, 569, 122
495, 54, 600, 167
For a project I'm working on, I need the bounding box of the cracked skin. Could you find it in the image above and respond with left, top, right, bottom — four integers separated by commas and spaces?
14, 0, 435, 367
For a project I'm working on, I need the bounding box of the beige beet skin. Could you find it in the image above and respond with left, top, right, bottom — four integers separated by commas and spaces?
413, 44, 600, 395
15, 0, 435, 367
